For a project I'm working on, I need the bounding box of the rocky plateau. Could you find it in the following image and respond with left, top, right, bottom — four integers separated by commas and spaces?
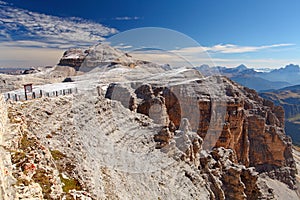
0, 44, 299, 199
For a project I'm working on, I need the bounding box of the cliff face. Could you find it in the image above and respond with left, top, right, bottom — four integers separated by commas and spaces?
106, 76, 297, 189
260, 86, 300, 146
58, 49, 88, 71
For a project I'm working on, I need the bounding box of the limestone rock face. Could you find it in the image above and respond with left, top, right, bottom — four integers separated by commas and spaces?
106, 76, 297, 189
158, 118, 203, 168
200, 147, 267, 200
58, 44, 135, 72
58, 48, 88, 71
174, 119, 203, 168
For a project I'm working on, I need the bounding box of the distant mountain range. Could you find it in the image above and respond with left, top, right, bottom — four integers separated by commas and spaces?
195, 64, 300, 91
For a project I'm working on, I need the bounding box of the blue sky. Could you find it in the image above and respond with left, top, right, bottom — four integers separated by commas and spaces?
1, 0, 300, 68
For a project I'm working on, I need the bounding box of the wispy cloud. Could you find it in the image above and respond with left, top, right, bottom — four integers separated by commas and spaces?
112, 43, 133, 49
113, 16, 141, 21
171, 43, 294, 54
0, 1, 8, 5
0, 1, 117, 49
129, 43, 296, 68
131, 49, 300, 69
205, 43, 294, 53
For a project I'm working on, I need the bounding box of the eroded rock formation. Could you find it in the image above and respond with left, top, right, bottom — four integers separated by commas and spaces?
106, 75, 297, 192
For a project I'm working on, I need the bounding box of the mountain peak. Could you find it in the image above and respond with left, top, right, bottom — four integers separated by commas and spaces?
235, 64, 248, 71
284, 64, 300, 72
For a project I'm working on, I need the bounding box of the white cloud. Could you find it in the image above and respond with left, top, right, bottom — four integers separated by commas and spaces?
113, 16, 141, 21
206, 43, 294, 53
0, 29, 11, 39
171, 43, 294, 55
113, 43, 133, 49
0, 1, 8, 5
0, 2, 118, 49
129, 43, 297, 69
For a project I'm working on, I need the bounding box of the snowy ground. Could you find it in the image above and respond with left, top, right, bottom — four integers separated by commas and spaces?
3, 82, 78, 101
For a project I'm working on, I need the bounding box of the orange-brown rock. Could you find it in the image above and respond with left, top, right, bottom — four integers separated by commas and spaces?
106, 76, 297, 189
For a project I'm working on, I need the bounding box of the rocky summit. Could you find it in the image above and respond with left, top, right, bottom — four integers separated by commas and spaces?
0, 44, 299, 199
